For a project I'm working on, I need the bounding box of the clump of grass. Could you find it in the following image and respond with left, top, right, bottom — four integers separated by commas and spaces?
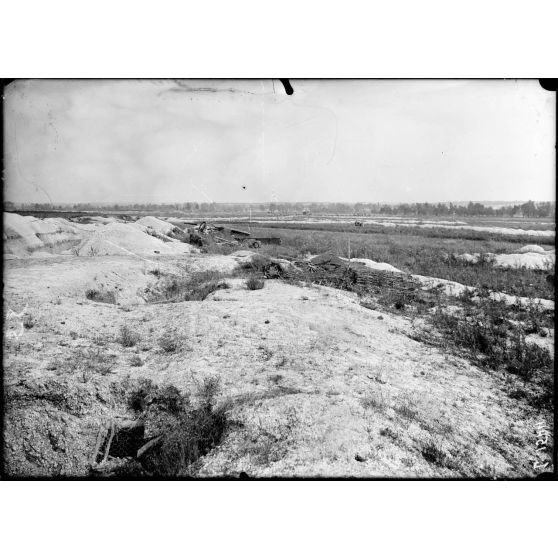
72, 347, 114, 381
85, 287, 117, 304
147, 268, 162, 278
158, 329, 185, 353
118, 324, 141, 347
430, 301, 553, 386
146, 270, 230, 303
394, 398, 419, 422
361, 391, 386, 411
246, 275, 265, 290
379, 426, 398, 441
126, 379, 188, 415
129, 354, 143, 367
198, 376, 221, 409
239, 407, 299, 466
86, 347, 113, 376
275, 355, 288, 368
238, 254, 271, 273
257, 344, 273, 361
127, 378, 158, 412
118, 378, 230, 477
249, 223, 555, 300
421, 437, 448, 467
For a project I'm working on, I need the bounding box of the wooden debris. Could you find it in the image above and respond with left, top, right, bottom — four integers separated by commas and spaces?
137, 434, 164, 459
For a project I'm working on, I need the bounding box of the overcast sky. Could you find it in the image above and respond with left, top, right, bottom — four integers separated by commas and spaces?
4, 79, 555, 204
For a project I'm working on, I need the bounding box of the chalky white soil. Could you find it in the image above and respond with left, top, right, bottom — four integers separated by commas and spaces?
3, 249, 552, 478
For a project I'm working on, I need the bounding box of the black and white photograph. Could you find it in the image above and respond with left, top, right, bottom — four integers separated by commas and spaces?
2, 78, 555, 479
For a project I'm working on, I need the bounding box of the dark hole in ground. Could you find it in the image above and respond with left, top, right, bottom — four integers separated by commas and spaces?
108, 423, 146, 458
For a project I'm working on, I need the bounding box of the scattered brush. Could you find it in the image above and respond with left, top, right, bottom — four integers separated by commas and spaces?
114, 377, 230, 477
59, 347, 114, 381
146, 270, 230, 303
238, 254, 272, 273
118, 325, 141, 347
430, 303, 553, 384
420, 437, 448, 467
246, 275, 265, 290
238, 407, 299, 466
394, 398, 419, 422
85, 347, 114, 377
379, 427, 398, 441
85, 287, 117, 304
361, 391, 387, 412
158, 329, 186, 353
129, 355, 143, 367
198, 376, 221, 409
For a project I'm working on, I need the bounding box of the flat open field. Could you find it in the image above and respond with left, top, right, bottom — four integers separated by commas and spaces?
3, 212, 554, 478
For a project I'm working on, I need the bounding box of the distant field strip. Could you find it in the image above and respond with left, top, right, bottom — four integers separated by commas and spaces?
249, 220, 555, 237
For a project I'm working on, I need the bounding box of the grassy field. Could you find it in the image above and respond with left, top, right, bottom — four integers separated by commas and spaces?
242, 220, 555, 243
247, 225, 555, 300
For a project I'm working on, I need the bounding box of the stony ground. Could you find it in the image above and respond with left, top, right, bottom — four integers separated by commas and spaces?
3, 252, 553, 477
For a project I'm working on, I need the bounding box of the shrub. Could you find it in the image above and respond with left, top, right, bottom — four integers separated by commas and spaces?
74, 347, 114, 381
146, 271, 230, 303
23, 314, 34, 329
379, 427, 398, 441
117, 378, 229, 477
119, 325, 141, 347
198, 376, 221, 409
239, 254, 271, 273
394, 398, 419, 421
129, 355, 143, 367
85, 288, 117, 304
246, 276, 265, 290
429, 302, 553, 388
421, 438, 448, 467
158, 329, 183, 353
238, 407, 299, 466
141, 403, 229, 476
361, 391, 386, 411
127, 378, 158, 412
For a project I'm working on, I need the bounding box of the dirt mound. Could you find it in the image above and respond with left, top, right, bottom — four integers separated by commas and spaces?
3, 212, 85, 257
75, 222, 197, 257
344, 257, 402, 273
135, 216, 177, 236
493, 252, 555, 270
456, 249, 555, 270
4, 212, 52, 250
518, 244, 548, 254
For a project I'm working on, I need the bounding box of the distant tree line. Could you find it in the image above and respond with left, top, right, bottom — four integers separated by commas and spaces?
4, 200, 555, 218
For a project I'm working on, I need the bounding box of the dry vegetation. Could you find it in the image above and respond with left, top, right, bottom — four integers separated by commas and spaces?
3, 213, 554, 478
250, 224, 555, 300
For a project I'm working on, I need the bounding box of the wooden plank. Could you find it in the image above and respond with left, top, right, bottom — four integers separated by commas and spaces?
137, 434, 164, 459
101, 421, 115, 463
